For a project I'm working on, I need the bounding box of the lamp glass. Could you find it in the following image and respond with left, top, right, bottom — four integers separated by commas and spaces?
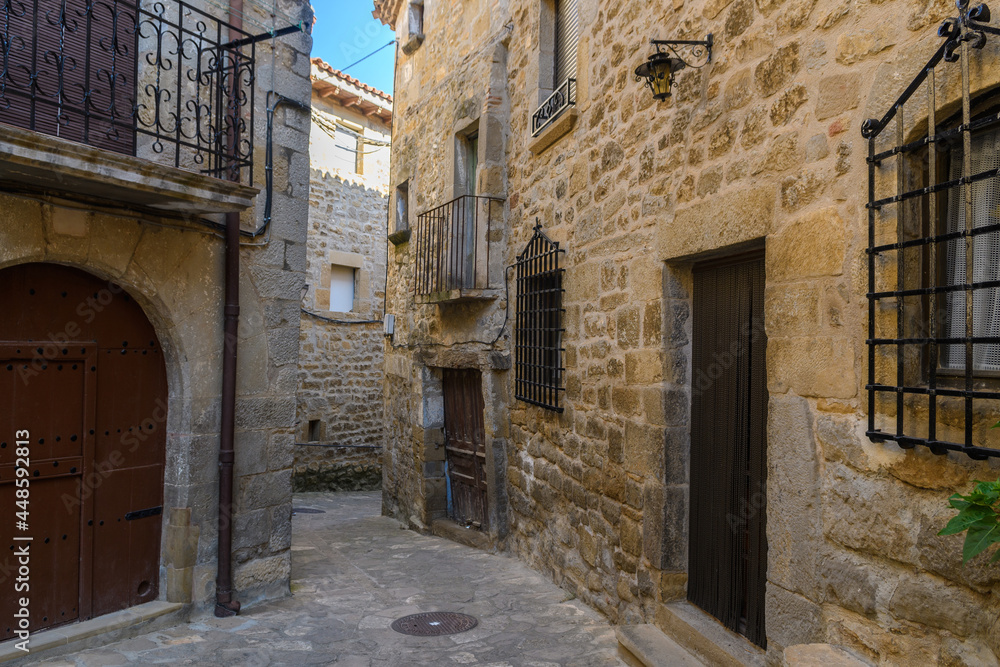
636, 52, 682, 101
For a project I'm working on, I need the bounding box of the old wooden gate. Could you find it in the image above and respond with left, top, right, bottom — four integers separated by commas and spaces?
442, 368, 488, 530
0, 263, 166, 640
688, 252, 768, 648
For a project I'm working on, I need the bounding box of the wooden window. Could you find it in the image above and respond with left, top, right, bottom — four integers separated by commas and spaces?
329, 265, 356, 312
332, 126, 360, 174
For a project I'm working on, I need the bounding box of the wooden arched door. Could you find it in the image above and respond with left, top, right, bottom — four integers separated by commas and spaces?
0, 263, 166, 640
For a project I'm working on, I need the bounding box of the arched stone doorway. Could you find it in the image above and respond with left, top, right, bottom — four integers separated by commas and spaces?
0, 262, 167, 639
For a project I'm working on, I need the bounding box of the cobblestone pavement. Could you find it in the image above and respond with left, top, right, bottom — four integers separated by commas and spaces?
33, 492, 625, 666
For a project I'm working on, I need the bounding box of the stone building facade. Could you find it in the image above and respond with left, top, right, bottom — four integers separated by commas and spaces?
294, 61, 391, 492
0, 0, 314, 649
375, 0, 1000, 663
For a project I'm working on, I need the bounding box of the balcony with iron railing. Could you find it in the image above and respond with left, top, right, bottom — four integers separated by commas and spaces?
528, 77, 576, 155
0, 0, 261, 212
531, 78, 575, 137
413, 195, 504, 304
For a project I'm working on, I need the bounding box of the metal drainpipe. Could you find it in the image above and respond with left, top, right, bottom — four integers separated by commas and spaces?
216, 0, 244, 619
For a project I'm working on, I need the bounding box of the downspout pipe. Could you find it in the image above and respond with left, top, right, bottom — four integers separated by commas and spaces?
216, 0, 244, 619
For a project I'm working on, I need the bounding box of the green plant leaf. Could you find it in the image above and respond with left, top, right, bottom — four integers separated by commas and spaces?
939, 505, 996, 536
991, 549, 1000, 564
969, 480, 1000, 505
948, 494, 971, 511
962, 520, 1000, 564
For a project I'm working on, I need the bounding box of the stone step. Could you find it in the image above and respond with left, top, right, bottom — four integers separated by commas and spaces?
0, 600, 184, 665
429, 517, 492, 550
784, 644, 874, 666
616, 624, 706, 667
654, 601, 767, 667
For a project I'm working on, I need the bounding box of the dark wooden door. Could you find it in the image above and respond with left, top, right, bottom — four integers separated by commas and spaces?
0, 343, 96, 637
0, 0, 138, 154
0, 263, 165, 641
442, 368, 488, 530
688, 252, 768, 648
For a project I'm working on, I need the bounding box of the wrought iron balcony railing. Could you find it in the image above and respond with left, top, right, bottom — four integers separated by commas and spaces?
0, 0, 255, 185
531, 77, 575, 137
413, 195, 503, 298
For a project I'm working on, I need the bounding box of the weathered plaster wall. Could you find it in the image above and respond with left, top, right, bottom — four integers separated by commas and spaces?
382, 0, 1000, 662
0, 0, 314, 613
293, 88, 389, 492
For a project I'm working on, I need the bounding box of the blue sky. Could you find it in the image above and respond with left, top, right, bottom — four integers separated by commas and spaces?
311, 1, 397, 95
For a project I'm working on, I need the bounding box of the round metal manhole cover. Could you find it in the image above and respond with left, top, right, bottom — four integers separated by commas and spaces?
390, 612, 478, 637
292, 507, 325, 514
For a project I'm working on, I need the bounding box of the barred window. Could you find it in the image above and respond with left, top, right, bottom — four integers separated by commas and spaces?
515, 223, 566, 412
863, 2, 1000, 460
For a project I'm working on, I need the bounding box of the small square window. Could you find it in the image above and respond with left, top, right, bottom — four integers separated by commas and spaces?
332, 126, 359, 174
395, 181, 409, 233
329, 265, 356, 312
408, 1, 424, 38
401, 1, 424, 55
308, 419, 321, 442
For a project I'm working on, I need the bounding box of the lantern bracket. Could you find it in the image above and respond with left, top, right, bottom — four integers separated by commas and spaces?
635, 34, 713, 101
649, 34, 714, 68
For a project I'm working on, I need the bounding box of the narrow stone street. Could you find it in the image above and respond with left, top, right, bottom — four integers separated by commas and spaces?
31, 492, 625, 666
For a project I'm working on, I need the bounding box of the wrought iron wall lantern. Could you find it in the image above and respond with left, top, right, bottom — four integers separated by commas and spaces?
635, 34, 713, 101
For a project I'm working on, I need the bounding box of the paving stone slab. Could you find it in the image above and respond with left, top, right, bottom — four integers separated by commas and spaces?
24, 492, 625, 666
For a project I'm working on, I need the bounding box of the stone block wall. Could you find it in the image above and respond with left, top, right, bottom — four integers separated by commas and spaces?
294, 81, 389, 492
380, 0, 1000, 662
0, 0, 314, 613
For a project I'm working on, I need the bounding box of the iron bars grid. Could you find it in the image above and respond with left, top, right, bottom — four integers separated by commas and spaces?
514, 221, 566, 412
862, 0, 1000, 460
0, 0, 255, 184
413, 195, 503, 297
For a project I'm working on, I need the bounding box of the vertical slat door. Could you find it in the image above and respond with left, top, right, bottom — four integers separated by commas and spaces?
442, 368, 488, 530
688, 252, 768, 648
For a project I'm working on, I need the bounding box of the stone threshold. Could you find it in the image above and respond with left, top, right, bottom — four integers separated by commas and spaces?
616, 624, 705, 666
653, 601, 766, 667
430, 517, 492, 551
0, 601, 186, 665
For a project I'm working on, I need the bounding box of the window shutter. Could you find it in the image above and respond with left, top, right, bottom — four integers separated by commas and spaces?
555, 0, 579, 85
329, 265, 356, 312
332, 127, 358, 174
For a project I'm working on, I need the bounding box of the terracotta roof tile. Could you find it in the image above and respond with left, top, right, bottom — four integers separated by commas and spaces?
311, 57, 393, 103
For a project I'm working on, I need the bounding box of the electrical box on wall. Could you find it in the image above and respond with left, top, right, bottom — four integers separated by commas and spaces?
383, 313, 395, 337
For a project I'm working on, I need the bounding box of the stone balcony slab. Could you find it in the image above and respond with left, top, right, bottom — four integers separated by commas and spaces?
0, 124, 258, 214
414, 288, 502, 305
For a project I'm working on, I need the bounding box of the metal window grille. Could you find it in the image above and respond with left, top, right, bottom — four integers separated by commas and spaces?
531, 77, 575, 137
862, 0, 1000, 459
515, 222, 565, 412
413, 195, 502, 296
0, 0, 256, 184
